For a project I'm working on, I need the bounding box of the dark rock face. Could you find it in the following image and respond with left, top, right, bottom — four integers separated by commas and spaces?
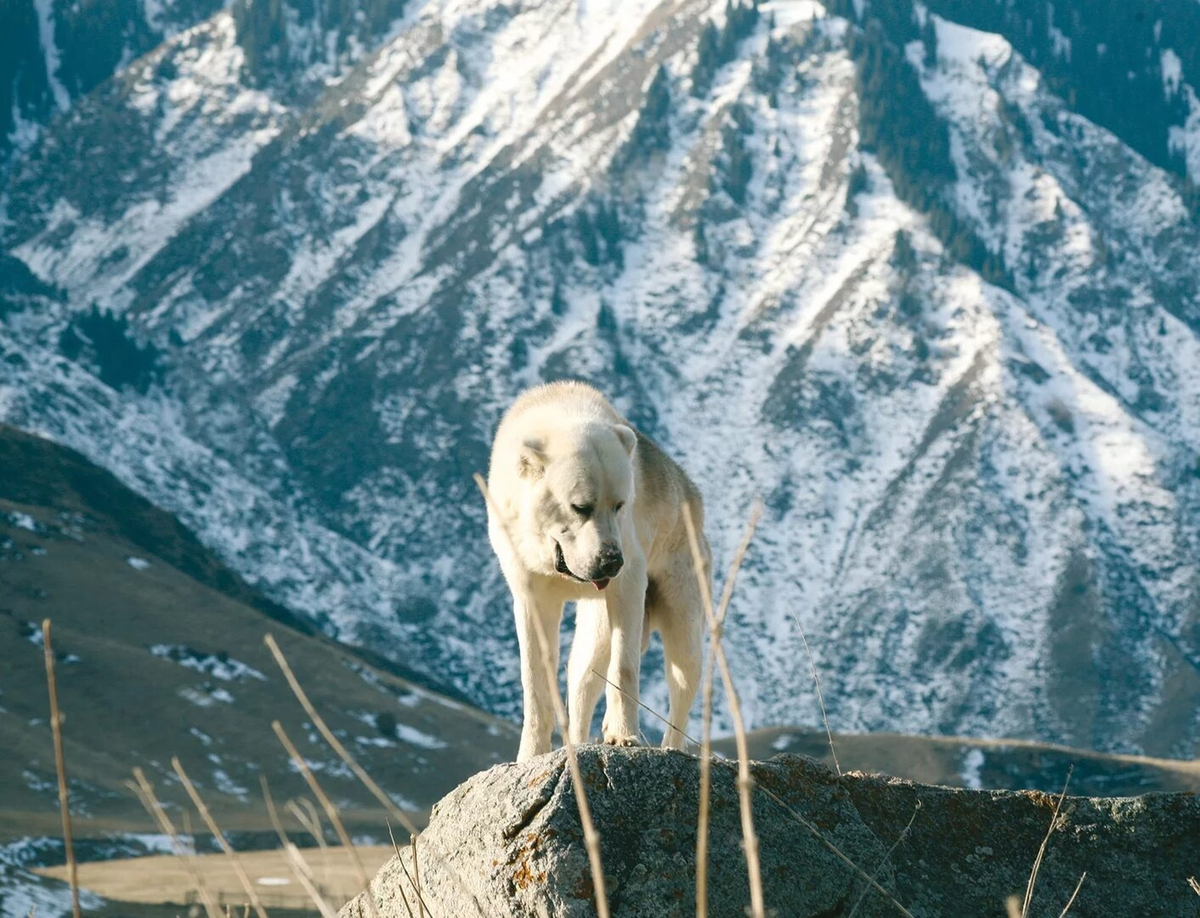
340, 747, 1200, 918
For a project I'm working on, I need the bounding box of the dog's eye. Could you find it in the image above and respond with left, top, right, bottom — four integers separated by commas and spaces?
570, 504, 593, 518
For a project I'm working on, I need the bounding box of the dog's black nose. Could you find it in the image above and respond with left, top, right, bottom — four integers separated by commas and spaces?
595, 550, 623, 579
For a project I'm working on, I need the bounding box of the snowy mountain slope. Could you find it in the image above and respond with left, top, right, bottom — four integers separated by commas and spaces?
3, 0, 1200, 756
1, 0, 225, 172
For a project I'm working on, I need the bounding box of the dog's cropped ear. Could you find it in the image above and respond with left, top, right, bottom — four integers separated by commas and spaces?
612, 424, 637, 456
518, 437, 548, 479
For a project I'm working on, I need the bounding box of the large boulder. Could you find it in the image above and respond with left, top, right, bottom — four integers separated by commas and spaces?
340, 746, 1200, 917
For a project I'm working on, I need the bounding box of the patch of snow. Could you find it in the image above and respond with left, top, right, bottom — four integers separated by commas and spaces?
761, 0, 824, 29
960, 747, 985, 790
179, 686, 235, 707
126, 556, 152, 570
7, 512, 39, 532
1048, 23, 1071, 61
22, 770, 56, 794
150, 644, 267, 681
394, 722, 448, 750
0, 866, 104, 918
1161, 48, 1183, 97
355, 735, 396, 747
209, 764, 250, 801
1168, 82, 1200, 185
287, 757, 354, 780
32, 0, 69, 111
353, 711, 447, 749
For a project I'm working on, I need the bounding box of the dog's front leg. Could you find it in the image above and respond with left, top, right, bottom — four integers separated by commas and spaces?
601, 562, 647, 747
513, 594, 563, 762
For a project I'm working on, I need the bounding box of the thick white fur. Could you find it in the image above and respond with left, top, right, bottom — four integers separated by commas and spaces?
485, 381, 709, 762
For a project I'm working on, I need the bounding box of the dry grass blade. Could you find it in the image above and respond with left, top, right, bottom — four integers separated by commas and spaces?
286, 799, 328, 853
590, 667, 916, 917
172, 756, 270, 918
271, 721, 382, 918
264, 634, 420, 835
691, 505, 759, 918
265, 633, 480, 918
713, 506, 760, 628
411, 833, 426, 918
473, 472, 611, 918
1058, 872, 1086, 917
1189, 876, 1200, 897
383, 820, 427, 918
301, 798, 325, 846
129, 769, 222, 918
682, 503, 765, 918
290, 798, 330, 888
787, 609, 841, 776
846, 800, 920, 918
41, 620, 80, 918
1022, 767, 1073, 918
261, 777, 340, 918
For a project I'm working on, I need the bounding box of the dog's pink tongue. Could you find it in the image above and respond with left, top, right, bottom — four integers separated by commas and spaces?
593, 578, 610, 591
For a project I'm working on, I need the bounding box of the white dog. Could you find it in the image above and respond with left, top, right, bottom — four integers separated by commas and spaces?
485, 381, 709, 762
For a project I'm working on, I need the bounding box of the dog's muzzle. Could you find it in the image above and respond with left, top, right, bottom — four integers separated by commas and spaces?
554, 541, 613, 591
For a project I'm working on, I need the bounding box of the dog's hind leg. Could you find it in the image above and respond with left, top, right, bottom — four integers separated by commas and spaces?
567, 598, 611, 744
654, 572, 704, 750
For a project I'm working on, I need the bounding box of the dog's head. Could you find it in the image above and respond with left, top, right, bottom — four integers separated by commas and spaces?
515, 422, 636, 590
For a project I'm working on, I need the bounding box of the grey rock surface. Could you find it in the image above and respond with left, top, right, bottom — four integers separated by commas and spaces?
338, 746, 1200, 918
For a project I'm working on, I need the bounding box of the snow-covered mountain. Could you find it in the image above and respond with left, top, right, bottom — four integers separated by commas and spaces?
3, 0, 1200, 758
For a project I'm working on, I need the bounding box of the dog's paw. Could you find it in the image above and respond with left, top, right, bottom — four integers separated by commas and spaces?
602, 732, 640, 748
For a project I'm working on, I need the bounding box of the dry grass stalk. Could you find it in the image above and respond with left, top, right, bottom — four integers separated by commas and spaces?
271, 720, 382, 918
846, 800, 921, 918
41, 620, 80, 918
682, 503, 765, 918
589, 667, 915, 917
691, 506, 759, 918
286, 799, 328, 852
1022, 767, 1073, 918
1189, 876, 1200, 896
411, 833, 426, 918
128, 768, 222, 918
787, 609, 841, 776
264, 633, 481, 918
301, 798, 325, 845
286, 799, 331, 891
171, 756, 270, 918
264, 634, 420, 835
1057, 872, 1086, 917
261, 777, 340, 918
383, 820, 427, 918
473, 472, 611, 918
